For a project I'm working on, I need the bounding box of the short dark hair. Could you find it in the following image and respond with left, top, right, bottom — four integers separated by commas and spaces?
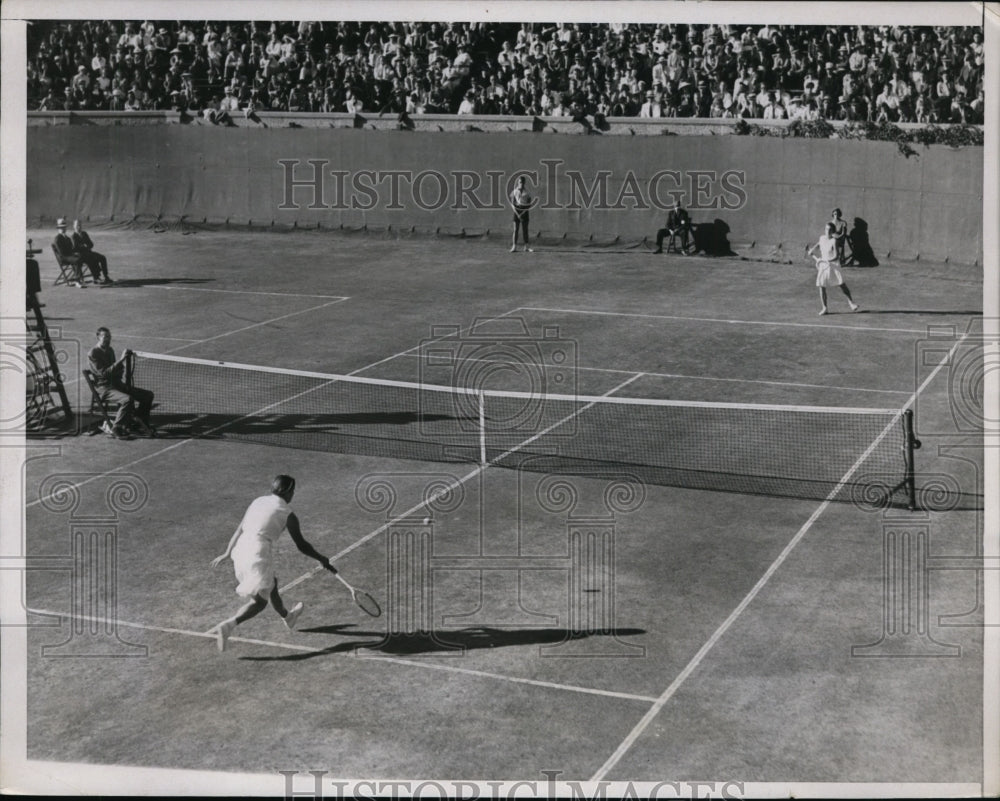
96, 326, 110, 337
271, 474, 296, 497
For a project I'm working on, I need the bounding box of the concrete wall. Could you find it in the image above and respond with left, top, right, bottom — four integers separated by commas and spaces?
27, 124, 983, 264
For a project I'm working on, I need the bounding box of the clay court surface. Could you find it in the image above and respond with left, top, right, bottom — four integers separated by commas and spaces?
20, 225, 985, 784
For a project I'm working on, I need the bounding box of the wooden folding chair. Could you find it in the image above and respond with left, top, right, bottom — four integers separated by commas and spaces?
52, 243, 86, 287
82, 370, 155, 438
82, 369, 124, 437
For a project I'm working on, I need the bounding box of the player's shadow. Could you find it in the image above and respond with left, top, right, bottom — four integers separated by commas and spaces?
103, 277, 215, 288
854, 310, 983, 315
149, 411, 474, 437
846, 218, 879, 267
690, 219, 735, 256
240, 625, 647, 662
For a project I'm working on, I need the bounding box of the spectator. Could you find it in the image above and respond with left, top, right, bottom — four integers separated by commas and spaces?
52, 218, 89, 286
72, 219, 113, 284
639, 89, 661, 117
220, 85, 241, 114
654, 204, 693, 254
762, 91, 786, 118
457, 88, 476, 114
23, 20, 988, 123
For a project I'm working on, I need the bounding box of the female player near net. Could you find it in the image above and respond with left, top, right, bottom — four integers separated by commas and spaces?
807, 221, 860, 316
210, 475, 337, 651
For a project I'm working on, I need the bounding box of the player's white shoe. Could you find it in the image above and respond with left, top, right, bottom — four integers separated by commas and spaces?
849, 302, 859, 312
510, 244, 517, 252
818, 308, 828, 316
284, 602, 304, 630
216, 619, 236, 652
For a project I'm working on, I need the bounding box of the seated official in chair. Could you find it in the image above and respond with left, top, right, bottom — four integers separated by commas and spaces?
52, 217, 91, 287
654, 205, 693, 254
72, 219, 113, 284
87, 327, 155, 436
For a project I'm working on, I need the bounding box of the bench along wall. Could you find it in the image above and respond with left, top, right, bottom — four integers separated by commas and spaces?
27, 125, 983, 265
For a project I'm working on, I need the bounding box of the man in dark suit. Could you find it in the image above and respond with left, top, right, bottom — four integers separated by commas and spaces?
654, 204, 693, 254
52, 217, 89, 286
72, 219, 113, 284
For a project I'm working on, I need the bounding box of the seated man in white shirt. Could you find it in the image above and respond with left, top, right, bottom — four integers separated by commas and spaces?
219, 85, 241, 114
762, 92, 787, 119
639, 90, 662, 118
457, 90, 477, 114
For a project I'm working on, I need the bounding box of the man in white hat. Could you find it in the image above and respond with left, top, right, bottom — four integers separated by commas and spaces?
52, 218, 88, 287
72, 219, 112, 284
640, 89, 662, 118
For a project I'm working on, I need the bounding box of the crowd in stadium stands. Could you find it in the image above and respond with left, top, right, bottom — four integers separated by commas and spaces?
27, 21, 986, 124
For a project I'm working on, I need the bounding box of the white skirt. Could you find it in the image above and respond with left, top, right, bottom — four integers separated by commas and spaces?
815, 260, 844, 287
231, 533, 275, 598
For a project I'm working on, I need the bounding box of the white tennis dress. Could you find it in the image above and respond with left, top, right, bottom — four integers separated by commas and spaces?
230, 494, 291, 598
814, 234, 845, 287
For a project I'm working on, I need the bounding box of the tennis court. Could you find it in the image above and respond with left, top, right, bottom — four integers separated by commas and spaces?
21, 224, 984, 785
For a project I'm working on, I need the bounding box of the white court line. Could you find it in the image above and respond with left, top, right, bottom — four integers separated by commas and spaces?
279, 372, 645, 594
59, 331, 202, 343
148, 286, 350, 300
26, 303, 520, 509
28, 300, 353, 510
357, 656, 657, 703
399, 352, 912, 396
164, 298, 349, 354
347, 307, 525, 376
520, 306, 934, 335
25, 606, 655, 702
588, 332, 970, 782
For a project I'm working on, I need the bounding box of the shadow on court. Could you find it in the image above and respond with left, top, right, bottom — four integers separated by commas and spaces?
855, 309, 983, 316
105, 277, 216, 288
240, 625, 648, 662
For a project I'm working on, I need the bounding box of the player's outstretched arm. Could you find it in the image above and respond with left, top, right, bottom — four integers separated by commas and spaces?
211, 524, 243, 567
286, 512, 337, 572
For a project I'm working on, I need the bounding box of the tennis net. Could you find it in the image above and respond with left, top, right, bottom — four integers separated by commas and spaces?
128, 351, 919, 507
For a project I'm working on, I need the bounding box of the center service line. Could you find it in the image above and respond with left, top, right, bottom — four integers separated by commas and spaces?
589, 332, 969, 782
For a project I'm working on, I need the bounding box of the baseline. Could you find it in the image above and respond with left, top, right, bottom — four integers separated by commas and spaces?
25, 606, 657, 703
519, 306, 937, 335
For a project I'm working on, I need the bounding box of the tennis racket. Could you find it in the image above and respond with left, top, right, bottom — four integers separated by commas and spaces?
332, 571, 382, 617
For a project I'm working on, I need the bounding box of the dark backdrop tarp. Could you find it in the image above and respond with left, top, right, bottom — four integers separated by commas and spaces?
27, 126, 983, 264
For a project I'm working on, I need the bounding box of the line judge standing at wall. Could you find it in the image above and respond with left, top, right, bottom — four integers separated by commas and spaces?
510, 175, 534, 253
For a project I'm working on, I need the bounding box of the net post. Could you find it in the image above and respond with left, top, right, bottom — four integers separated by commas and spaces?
125, 349, 134, 390
903, 409, 921, 511
478, 390, 486, 466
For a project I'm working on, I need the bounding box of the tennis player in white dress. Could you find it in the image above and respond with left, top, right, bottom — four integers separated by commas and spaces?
210, 475, 338, 651
808, 221, 860, 316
